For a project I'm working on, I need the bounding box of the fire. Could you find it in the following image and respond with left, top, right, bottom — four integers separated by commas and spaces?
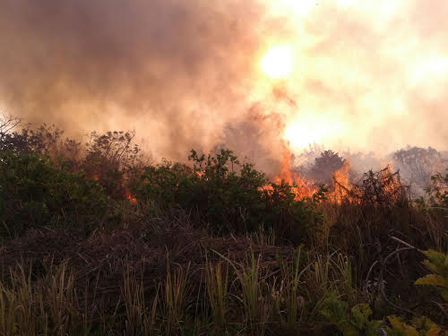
125, 189, 137, 204
270, 141, 317, 199
261, 45, 293, 79
332, 160, 351, 202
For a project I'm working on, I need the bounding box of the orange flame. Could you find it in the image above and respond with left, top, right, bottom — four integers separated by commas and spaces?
271, 141, 317, 199
332, 160, 351, 202
125, 189, 137, 204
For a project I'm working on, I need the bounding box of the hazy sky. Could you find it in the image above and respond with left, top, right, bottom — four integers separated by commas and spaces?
1, 0, 447, 167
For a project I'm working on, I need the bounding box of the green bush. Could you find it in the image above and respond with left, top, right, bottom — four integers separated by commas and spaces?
0, 151, 108, 238
136, 149, 324, 241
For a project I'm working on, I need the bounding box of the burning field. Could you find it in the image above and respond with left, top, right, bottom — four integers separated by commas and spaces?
1, 115, 447, 335
0, 0, 448, 335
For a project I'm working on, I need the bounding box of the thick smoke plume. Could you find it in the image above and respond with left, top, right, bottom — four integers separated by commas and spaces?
0, 0, 286, 161
1, 0, 447, 171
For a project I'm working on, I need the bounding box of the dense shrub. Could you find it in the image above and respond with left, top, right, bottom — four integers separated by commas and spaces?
0, 150, 108, 238
343, 166, 408, 208
0, 121, 82, 164
0, 117, 142, 200
82, 130, 142, 199
137, 149, 324, 242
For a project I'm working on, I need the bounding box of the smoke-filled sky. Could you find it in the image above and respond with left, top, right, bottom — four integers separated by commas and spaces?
1, 0, 447, 167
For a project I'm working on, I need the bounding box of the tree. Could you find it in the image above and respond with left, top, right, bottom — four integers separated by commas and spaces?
0, 114, 21, 152
393, 147, 444, 193
309, 150, 345, 186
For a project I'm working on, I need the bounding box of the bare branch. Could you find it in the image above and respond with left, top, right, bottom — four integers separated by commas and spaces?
0, 114, 21, 135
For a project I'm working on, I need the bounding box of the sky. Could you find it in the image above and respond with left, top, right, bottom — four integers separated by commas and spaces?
1, 0, 447, 171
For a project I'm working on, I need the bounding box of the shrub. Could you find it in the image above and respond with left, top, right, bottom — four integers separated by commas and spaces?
339, 166, 408, 208
320, 294, 382, 336
0, 150, 108, 238
82, 130, 141, 199
414, 249, 448, 302
137, 149, 324, 242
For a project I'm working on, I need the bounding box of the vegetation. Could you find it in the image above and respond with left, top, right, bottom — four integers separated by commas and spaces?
136, 148, 324, 240
0, 150, 108, 238
0, 116, 447, 335
393, 146, 445, 192
309, 150, 346, 186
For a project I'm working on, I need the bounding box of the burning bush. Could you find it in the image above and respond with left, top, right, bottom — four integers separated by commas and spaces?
82, 130, 142, 199
327, 166, 441, 287
337, 166, 408, 208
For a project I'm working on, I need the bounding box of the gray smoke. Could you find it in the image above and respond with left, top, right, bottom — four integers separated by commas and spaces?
1, 0, 447, 171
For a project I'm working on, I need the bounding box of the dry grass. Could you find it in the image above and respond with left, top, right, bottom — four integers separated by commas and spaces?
0, 171, 446, 335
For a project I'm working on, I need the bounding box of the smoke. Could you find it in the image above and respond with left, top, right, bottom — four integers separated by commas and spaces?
1, 0, 447, 170
276, 0, 448, 154
0, 0, 285, 160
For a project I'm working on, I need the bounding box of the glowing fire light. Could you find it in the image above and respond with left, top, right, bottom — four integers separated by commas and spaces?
332, 161, 351, 202
268, 141, 317, 200
125, 189, 137, 204
261, 45, 293, 79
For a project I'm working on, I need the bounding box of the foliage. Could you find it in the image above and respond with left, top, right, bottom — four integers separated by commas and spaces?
1, 116, 448, 335
0, 114, 21, 148
386, 316, 447, 336
0, 150, 108, 237
425, 169, 448, 210
0, 119, 141, 201
0, 121, 83, 173
320, 294, 382, 336
137, 149, 324, 241
414, 249, 448, 302
380, 249, 448, 335
82, 130, 141, 198
320, 248, 448, 336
